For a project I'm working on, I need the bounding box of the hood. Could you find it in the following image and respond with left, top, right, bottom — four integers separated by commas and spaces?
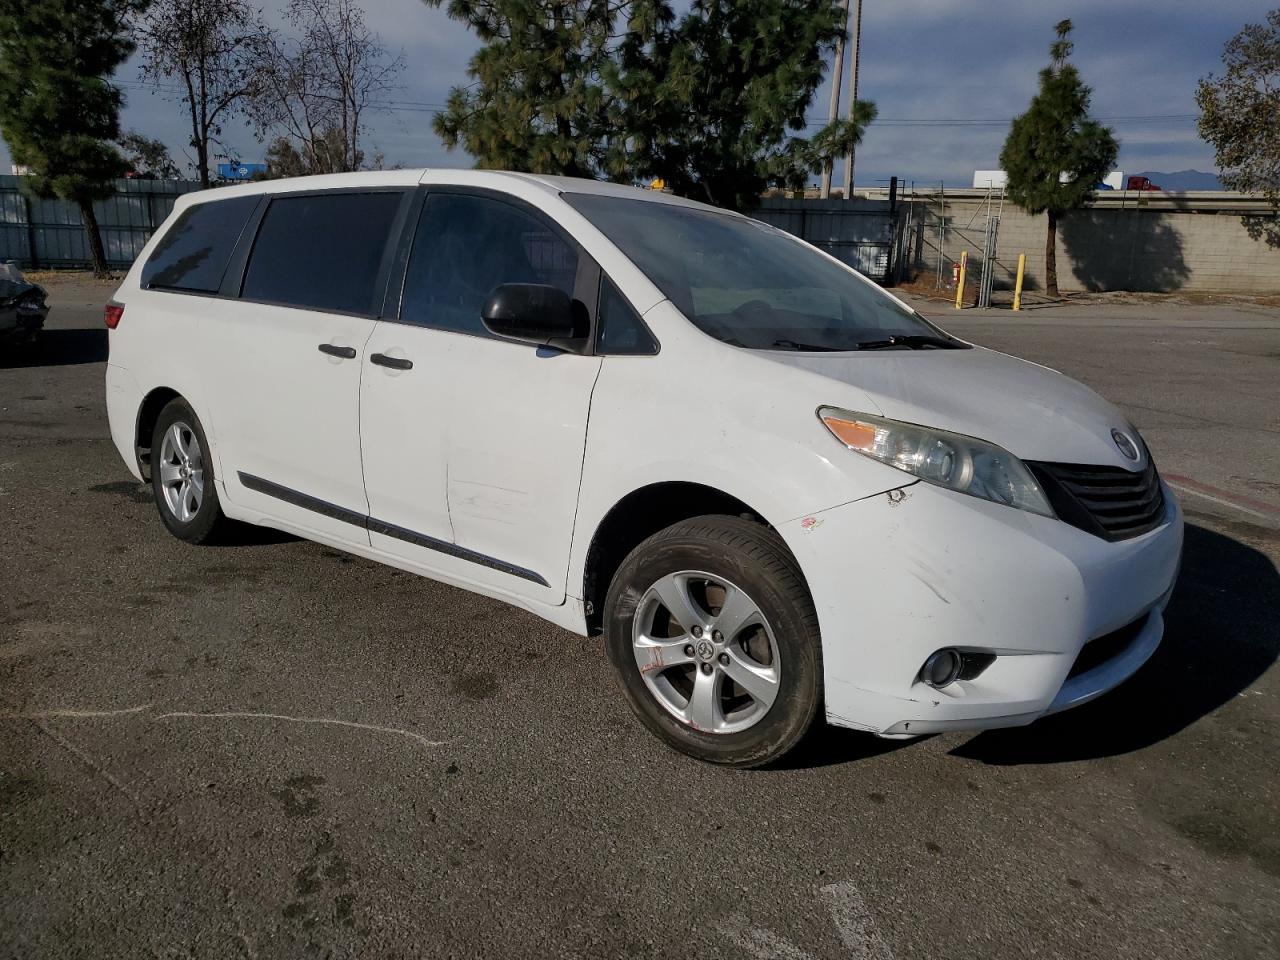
0, 278, 43, 304
757, 345, 1140, 468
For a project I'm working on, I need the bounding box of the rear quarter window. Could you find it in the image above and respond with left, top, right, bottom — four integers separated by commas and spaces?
240, 191, 403, 315
142, 195, 260, 293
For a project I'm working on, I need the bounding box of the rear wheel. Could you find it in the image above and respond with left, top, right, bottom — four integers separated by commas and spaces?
605, 515, 822, 767
150, 398, 230, 544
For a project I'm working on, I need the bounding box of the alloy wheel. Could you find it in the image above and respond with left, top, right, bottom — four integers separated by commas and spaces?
631, 570, 781, 734
158, 421, 204, 523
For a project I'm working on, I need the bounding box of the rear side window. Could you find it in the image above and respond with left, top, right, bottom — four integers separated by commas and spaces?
142, 195, 258, 292
401, 192, 578, 337
596, 277, 658, 355
241, 191, 403, 314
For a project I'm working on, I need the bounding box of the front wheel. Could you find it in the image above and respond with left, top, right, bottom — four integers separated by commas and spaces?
604, 515, 822, 767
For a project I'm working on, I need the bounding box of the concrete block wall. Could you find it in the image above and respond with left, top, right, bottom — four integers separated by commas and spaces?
905, 198, 1280, 295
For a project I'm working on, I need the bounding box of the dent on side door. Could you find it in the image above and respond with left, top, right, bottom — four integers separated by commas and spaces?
442, 339, 602, 603
359, 322, 456, 552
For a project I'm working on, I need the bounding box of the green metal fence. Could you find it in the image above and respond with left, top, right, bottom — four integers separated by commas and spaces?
0, 176, 901, 280
0, 175, 203, 270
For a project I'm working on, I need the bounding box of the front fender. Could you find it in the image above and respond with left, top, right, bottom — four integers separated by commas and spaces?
567, 325, 916, 599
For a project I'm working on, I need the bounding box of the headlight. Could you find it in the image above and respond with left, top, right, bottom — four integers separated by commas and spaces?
817, 407, 1054, 518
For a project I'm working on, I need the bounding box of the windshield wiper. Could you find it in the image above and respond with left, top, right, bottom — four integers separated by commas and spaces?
770, 338, 846, 352
854, 334, 962, 351
762, 335, 962, 352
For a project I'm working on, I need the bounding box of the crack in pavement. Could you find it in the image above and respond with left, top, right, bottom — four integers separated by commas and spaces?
1, 704, 448, 748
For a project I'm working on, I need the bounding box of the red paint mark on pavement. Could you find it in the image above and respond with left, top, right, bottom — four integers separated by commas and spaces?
1163, 473, 1280, 518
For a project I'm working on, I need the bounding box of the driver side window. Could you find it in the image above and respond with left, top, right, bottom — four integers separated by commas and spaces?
401, 192, 578, 337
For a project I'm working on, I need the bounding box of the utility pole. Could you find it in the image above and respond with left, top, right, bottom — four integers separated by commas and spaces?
839, 0, 863, 200
819, 0, 850, 199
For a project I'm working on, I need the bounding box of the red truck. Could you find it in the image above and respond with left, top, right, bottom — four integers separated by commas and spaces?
1125, 175, 1161, 191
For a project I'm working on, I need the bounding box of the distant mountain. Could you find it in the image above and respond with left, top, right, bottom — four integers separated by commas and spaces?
1132, 170, 1223, 191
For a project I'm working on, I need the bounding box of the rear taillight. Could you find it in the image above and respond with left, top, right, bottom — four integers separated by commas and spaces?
104, 302, 124, 329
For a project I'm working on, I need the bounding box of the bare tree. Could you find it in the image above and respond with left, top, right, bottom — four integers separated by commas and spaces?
263, 135, 309, 178
248, 0, 402, 174
263, 127, 366, 178
138, 0, 266, 187
1197, 10, 1280, 247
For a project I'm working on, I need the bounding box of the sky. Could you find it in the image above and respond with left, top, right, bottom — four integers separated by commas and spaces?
1, 0, 1263, 187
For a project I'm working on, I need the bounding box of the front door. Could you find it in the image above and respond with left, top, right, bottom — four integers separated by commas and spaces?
360, 189, 601, 604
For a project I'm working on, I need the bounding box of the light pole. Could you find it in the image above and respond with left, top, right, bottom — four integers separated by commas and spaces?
819, 0, 850, 199
839, 0, 863, 200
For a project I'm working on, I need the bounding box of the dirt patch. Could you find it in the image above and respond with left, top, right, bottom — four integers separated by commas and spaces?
23, 269, 122, 286
450, 670, 499, 702
896, 276, 963, 304
1093, 290, 1280, 308
895, 275, 1280, 311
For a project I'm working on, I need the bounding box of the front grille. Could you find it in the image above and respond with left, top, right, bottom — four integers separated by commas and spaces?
1068, 612, 1149, 679
1027, 457, 1166, 541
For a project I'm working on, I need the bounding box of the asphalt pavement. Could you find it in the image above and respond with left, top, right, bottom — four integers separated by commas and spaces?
2, 276, 1278, 959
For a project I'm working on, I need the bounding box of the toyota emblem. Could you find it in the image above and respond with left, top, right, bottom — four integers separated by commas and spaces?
1111, 429, 1139, 462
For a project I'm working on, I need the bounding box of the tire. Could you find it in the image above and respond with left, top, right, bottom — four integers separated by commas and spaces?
150, 397, 230, 545
605, 515, 822, 768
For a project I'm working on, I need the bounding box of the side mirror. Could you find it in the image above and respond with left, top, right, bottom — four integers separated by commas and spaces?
481, 283, 581, 348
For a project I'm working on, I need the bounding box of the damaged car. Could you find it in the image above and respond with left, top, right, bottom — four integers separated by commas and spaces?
0, 263, 48, 348
104, 171, 1183, 767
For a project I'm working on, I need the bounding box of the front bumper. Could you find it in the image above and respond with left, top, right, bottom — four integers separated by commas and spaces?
782, 478, 1183, 737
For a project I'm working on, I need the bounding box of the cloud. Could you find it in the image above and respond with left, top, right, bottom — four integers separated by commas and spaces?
1, 0, 1259, 184
811, 0, 1256, 185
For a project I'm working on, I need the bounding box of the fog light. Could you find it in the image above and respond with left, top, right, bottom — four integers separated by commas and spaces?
921, 648, 963, 688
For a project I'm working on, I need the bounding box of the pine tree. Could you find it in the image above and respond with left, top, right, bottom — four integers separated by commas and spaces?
424, 0, 874, 208
606, 0, 858, 210
1000, 20, 1117, 298
0, 0, 145, 276
424, 0, 612, 177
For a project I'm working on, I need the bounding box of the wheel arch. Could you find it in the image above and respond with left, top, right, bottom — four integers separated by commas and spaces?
134, 386, 182, 479
581, 481, 804, 636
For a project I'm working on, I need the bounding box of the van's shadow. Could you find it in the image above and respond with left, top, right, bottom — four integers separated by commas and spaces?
1, 328, 108, 368
951, 521, 1279, 765
89, 480, 298, 547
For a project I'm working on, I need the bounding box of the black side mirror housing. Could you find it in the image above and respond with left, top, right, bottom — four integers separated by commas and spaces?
481, 283, 586, 351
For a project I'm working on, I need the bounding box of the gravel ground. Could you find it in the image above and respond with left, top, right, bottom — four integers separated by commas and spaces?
2, 275, 1277, 959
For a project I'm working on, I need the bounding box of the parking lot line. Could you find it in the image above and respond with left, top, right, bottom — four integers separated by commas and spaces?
1164, 473, 1280, 523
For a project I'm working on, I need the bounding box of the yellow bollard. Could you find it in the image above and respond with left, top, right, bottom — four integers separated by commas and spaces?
1013, 253, 1026, 311
954, 250, 968, 310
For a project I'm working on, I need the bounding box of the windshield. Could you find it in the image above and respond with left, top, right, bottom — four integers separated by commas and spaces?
563, 193, 966, 352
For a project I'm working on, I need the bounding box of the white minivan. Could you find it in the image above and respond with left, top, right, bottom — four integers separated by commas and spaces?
106, 170, 1182, 766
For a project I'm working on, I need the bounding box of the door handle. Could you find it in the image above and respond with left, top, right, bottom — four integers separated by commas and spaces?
318, 343, 357, 359
370, 353, 413, 370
